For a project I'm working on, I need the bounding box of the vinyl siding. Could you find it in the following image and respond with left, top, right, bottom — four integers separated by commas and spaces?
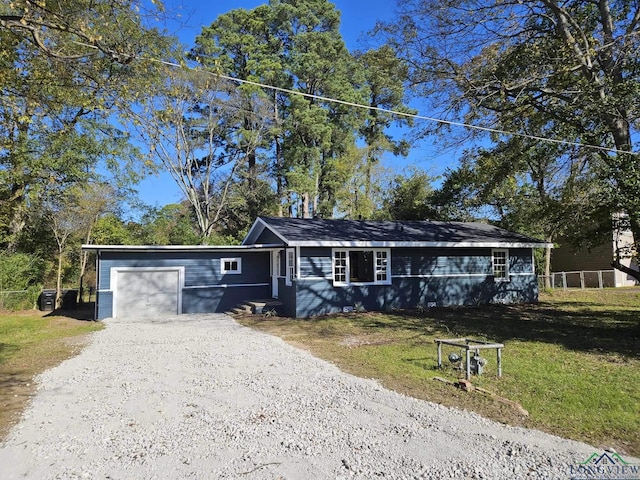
299, 247, 332, 278
291, 246, 538, 318
94, 246, 538, 320
392, 248, 491, 276
509, 248, 535, 274
293, 274, 538, 318
255, 229, 285, 245
96, 251, 270, 319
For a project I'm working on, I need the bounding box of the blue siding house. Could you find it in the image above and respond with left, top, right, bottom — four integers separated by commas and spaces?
84, 217, 551, 319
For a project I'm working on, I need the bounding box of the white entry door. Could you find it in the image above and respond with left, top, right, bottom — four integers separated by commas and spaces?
271, 251, 281, 299
113, 268, 182, 318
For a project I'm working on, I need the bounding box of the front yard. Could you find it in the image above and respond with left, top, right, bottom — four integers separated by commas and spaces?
238, 288, 640, 456
1, 289, 637, 457
0, 312, 103, 439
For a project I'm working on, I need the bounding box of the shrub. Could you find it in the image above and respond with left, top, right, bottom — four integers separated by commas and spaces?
0, 253, 45, 291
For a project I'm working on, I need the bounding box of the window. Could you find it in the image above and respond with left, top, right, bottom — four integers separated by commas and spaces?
334, 250, 347, 282
333, 249, 391, 285
492, 249, 509, 281
349, 250, 374, 282
285, 248, 295, 286
376, 251, 388, 282
221, 257, 241, 274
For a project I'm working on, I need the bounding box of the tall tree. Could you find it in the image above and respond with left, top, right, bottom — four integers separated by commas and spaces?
132, 67, 272, 241
278, 0, 367, 217
191, 5, 283, 222
382, 0, 640, 278
433, 137, 605, 282
0, 0, 171, 248
42, 187, 82, 308
195, 0, 402, 219
355, 46, 414, 207
74, 183, 123, 301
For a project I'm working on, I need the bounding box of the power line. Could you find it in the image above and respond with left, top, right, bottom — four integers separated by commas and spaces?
71, 41, 638, 157
150, 58, 638, 157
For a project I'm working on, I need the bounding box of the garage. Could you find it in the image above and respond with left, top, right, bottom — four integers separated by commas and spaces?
112, 267, 184, 318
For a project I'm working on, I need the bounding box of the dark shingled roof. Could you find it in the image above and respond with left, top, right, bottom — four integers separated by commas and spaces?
251, 216, 547, 246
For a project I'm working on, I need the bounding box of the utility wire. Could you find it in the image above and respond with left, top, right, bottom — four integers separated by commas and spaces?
72, 41, 638, 157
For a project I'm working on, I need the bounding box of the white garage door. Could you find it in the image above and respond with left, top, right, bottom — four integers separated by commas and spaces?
114, 268, 182, 318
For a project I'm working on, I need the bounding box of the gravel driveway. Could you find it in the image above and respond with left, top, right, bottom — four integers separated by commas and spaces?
0, 314, 606, 479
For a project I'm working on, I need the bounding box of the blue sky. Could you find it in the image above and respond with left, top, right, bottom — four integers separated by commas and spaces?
134, 0, 456, 209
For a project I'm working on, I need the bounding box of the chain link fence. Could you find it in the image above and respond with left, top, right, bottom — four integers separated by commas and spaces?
0, 286, 41, 311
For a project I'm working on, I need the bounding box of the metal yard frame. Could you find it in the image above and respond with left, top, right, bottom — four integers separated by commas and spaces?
435, 337, 505, 380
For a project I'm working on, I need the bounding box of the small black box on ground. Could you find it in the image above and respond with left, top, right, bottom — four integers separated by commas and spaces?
39, 289, 56, 311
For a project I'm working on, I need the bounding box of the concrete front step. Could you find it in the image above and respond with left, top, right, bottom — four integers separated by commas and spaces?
228, 299, 283, 316
246, 299, 282, 314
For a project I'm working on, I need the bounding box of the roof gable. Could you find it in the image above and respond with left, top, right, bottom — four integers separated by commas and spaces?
243, 217, 551, 248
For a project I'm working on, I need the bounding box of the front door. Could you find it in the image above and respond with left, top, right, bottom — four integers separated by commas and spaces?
271, 250, 281, 298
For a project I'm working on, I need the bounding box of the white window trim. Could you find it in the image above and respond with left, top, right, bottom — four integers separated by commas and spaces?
285, 248, 296, 286
492, 248, 510, 282
332, 248, 392, 286
221, 257, 242, 275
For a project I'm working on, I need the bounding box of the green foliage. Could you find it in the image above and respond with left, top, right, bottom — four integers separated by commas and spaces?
0, 252, 44, 310
92, 214, 136, 245
0, 0, 172, 249
138, 204, 201, 245
0, 286, 41, 311
378, 168, 439, 220
433, 137, 606, 240
383, 0, 640, 278
0, 253, 44, 291
211, 168, 280, 242
355, 46, 415, 201
192, 0, 412, 219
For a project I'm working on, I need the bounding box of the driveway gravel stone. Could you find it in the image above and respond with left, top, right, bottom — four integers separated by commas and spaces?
0, 314, 616, 479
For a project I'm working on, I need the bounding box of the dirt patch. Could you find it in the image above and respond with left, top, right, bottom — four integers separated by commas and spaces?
340, 335, 396, 347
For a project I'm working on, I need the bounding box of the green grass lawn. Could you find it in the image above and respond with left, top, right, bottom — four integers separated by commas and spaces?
239, 288, 640, 456
0, 311, 103, 439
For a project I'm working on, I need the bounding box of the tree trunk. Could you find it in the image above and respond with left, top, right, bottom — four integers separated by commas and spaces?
274, 94, 285, 218
614, 213, 640, 282
55, 245, 64, 310
78, 252, 88, 304
77, 224, 95, 305
544, 240, 552, 289
302, 192, 311, 218
275, 136, 285, 217
313, 172, 319, 217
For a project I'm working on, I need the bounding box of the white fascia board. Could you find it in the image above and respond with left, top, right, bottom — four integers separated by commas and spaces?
241, 217, 266, 245
288, 240, 553, 249
81, 244, 283, 252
